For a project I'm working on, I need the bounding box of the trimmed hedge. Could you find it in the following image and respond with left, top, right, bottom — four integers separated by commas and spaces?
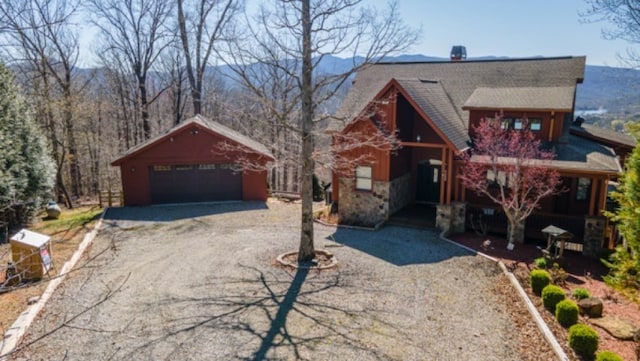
555, 299, 579, 328
542, 284, 566, 311
530, 269, 551, 295
568, 324, 599, 359
595, 351, 624, 361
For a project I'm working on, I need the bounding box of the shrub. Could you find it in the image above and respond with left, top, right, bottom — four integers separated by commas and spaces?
549, 263, 568, 286
572, 287, 591, 300
568, 324, 599, 358
542, 284, 565, 311
555, 299, 579, 327
595, 351, 624, 361
534, 257, 548, 269
530, 269, 551, 295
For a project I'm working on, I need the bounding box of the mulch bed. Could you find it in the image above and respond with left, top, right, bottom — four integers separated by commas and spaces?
450, 232, 640, 361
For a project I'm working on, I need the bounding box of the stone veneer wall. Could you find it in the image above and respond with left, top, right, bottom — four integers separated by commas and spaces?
338, 177, 390, 227
435, 204, 452, 233
451, 202, 466, 234
389, 173, 411, 215
583, 216, 606, 258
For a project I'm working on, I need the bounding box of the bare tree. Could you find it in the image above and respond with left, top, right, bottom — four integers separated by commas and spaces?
583, 0, 640, 66
176, 0, 241, 116
88, 0, 173, 140
0, 0, 84, 206
222, 0, 419, 262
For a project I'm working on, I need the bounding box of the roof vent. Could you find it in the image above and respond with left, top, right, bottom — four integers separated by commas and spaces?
450, 45, 466, 62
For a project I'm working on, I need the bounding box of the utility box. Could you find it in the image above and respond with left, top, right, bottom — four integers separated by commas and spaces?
10, 229, 53, 281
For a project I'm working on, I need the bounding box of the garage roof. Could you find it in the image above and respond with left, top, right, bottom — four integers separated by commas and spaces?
112, 115, 274, 166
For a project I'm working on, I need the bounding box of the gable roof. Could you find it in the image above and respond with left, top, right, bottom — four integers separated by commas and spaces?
331, 56, 586, 150
394, 78, 469, 150
463, 86, 576, 111
112, 115, 273, 166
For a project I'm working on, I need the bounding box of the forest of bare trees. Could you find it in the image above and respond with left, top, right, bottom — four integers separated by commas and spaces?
0, 0, 417, 230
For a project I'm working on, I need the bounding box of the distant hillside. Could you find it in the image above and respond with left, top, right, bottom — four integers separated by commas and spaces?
576, 65, 640, 115
315, 54, 640, 116
49, 54, 640, 118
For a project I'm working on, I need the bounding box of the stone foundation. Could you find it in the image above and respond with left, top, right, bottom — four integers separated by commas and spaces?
583, 216, 605, 258
338, 178, 390, 227
389, 173, 411, 215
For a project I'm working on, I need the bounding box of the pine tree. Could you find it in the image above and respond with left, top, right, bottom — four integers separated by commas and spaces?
0, 63, 55, 228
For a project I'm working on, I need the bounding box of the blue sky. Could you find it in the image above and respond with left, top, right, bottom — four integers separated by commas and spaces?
390, 0, 630, 66
78, 0, 632, 68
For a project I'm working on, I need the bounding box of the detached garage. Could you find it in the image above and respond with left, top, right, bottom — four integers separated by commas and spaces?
112, 115, 274, 206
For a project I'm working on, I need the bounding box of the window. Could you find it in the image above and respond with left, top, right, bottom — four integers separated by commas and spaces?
486, 169, 514, 187
355, 166, 372, 191
498, 117, 542, 131
576, 178, 591, 201
198, 164, 216, 170
153, 165, 171, 171
175, 165, 193, 171
530, 118, 542, 131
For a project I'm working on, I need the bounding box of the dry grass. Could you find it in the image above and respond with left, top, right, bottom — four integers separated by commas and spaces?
0, 205, 103, 335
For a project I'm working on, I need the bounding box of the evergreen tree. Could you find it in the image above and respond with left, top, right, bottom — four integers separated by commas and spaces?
605, 128, 640, 290
0, 63, 55, 228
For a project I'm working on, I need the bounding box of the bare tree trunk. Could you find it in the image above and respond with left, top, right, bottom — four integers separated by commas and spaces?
298, 0, 314, 263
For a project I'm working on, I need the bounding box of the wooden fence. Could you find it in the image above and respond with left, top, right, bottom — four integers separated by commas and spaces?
98, 190, 123, 208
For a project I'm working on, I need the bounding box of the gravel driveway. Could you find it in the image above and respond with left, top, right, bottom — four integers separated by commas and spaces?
10, 201, 527, 361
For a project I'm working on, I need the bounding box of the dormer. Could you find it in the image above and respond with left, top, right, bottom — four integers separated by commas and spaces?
462, 86, 577, 142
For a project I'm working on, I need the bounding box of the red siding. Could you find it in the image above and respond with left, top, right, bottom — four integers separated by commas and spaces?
118, 124, 270, 205
468, 110, 570, 142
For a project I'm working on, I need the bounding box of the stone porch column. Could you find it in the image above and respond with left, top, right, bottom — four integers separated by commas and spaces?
450, 202, 466, 234
436, 204, 452, 235
583, 216, 606, 258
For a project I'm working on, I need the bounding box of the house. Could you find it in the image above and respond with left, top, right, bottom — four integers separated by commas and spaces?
112, 115, 273, 206
331, 56, 629, 257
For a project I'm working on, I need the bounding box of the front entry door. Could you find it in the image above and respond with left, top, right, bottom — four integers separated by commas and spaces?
416, 160, 441, 204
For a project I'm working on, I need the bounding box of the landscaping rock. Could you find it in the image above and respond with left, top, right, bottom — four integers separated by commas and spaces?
578, 297, 603, 318
591, 316, 639, 341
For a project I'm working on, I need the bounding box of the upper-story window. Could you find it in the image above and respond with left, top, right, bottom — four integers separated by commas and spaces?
500, 117, 542, 132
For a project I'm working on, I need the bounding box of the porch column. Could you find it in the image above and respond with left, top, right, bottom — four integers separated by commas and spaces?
436, 204, 452, 235
451, 201, 466, 234
583, 216, 606, 258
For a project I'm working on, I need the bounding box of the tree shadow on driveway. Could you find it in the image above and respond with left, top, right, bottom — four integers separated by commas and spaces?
122, 265, 411, 361
104, 201, 268, 223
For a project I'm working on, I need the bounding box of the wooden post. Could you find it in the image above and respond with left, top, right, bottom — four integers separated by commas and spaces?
98, 191, 103, 208
119, 190, 124, 207
108, 189, 113, 207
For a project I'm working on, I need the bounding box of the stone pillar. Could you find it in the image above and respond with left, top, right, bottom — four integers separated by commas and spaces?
451, 202, 466, 234
436, 204, 452, 235
583, 216, 606, 258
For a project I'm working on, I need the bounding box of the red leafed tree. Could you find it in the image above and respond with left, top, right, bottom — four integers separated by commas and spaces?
459, 115, 563, 247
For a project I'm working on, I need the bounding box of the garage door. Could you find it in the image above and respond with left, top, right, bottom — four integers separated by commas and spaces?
149, 164, 242, 204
